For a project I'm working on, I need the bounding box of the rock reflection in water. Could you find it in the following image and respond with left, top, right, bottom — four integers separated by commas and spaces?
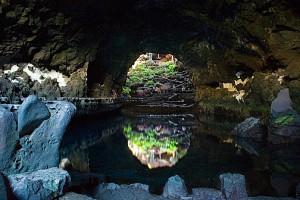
123, 118, 191, 169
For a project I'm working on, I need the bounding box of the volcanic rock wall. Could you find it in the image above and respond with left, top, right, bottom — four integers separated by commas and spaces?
0, 0, 300, 113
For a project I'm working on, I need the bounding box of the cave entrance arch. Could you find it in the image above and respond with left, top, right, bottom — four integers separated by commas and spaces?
122, 52, 194, 99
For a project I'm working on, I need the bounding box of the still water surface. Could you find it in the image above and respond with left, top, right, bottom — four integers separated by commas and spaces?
60, 109, 300, 196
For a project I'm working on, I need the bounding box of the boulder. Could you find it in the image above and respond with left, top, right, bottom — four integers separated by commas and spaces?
232, 117, 264, 140
0, 106, 18, 172
219, 173, 248, 200
0, 172, 9, 200
192, 188, 224, 200
8, 167, 70, 200
11, 101, 76, 174
60, 192, 96, 200
163, 175, 188, 199
18, 95, 50, 136
271, 89, 294, 118
268, 89, 300, 143
235, 138, 261, 156
95, 183, 164, 200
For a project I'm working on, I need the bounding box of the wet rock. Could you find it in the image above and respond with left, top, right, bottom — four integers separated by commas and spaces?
271, 89, 294, 118
0, 106, 18, 172
17, 95, 50, 136
95, 183, 164, 200
163, 175, 188, 199
192, 188, 224, 200
12, 101, 76, 174
60, 192, 96, 200
235, 138, 261, 156
232, 117, 264, 140
0, 172, 9, 200
219, 173, 248, 200
8, 167, 70, 200
268, 89, 300, 143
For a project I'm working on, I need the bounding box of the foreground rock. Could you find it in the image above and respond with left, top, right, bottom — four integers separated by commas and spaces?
8, 167, 70, 200
232, 117, 264, 140
60, 192, 96, 200
271, 89, 293, 118
0, 106, 18, 172
219, 173, 248, 200
0, 172, 9, 200
11, 101, 76, 174
95, 183, 165, 200
163, 175, 188, 199
17, 95, 50, 136
269, 89, 300, 144
192, 188, 223, 200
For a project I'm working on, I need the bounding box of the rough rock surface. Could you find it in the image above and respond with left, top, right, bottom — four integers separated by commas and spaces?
60, 192, 96, 200
219, 173, 248, 200
271, 89, 294, 117
232, 117, 264, 140
163, 175, 188, 199
269, 89, 300, 143
0, 105, 18, 172
10, 101, 76, 174
0, 172, 9, 200
95, 183, 165, 200
192, 188, 224, 200
1, 0, 300, 109
17, 95, 50, 136
8, 167, 70, 200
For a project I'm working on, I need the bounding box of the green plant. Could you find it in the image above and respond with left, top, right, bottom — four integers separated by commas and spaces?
122, 60, 178, 94
273, 114, 295, 126
122, 86, 132, 96
123, 124, 179, 153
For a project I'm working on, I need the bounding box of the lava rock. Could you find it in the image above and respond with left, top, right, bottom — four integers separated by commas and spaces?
60, 192, 96, 200
12, 101, 76, 174
271, 88, 294, 118
8, 167, 71, 200
163, 175, 188, 199
192, 188, 224, 200
17, 95, 50, 136
0, 172, 9, 200
219, 173, 248, 200
95, 183, 162, 200
0, 106, 18, 172
232, 117, 264, 140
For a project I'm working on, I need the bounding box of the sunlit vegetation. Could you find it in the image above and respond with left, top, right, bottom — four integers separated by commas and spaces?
273, 114, 295, 126
122, 54, 178, 96
123, 124, 178, 153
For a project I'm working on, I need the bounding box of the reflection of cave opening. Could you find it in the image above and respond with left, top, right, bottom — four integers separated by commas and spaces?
122, 53, 194, 97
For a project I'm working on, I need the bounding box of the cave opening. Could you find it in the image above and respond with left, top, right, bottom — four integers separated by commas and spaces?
122, 53, 194, 98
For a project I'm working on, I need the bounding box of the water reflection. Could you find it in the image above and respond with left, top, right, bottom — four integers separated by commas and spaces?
123, 115, 192, 169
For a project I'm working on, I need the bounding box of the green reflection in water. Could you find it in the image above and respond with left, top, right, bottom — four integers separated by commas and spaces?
123, 124, 189, 169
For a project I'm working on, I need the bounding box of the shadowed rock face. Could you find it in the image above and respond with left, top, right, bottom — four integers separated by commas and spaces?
0, 105, 18, 172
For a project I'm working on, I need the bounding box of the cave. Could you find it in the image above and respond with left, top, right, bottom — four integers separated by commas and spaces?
1, 0, 300, 199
